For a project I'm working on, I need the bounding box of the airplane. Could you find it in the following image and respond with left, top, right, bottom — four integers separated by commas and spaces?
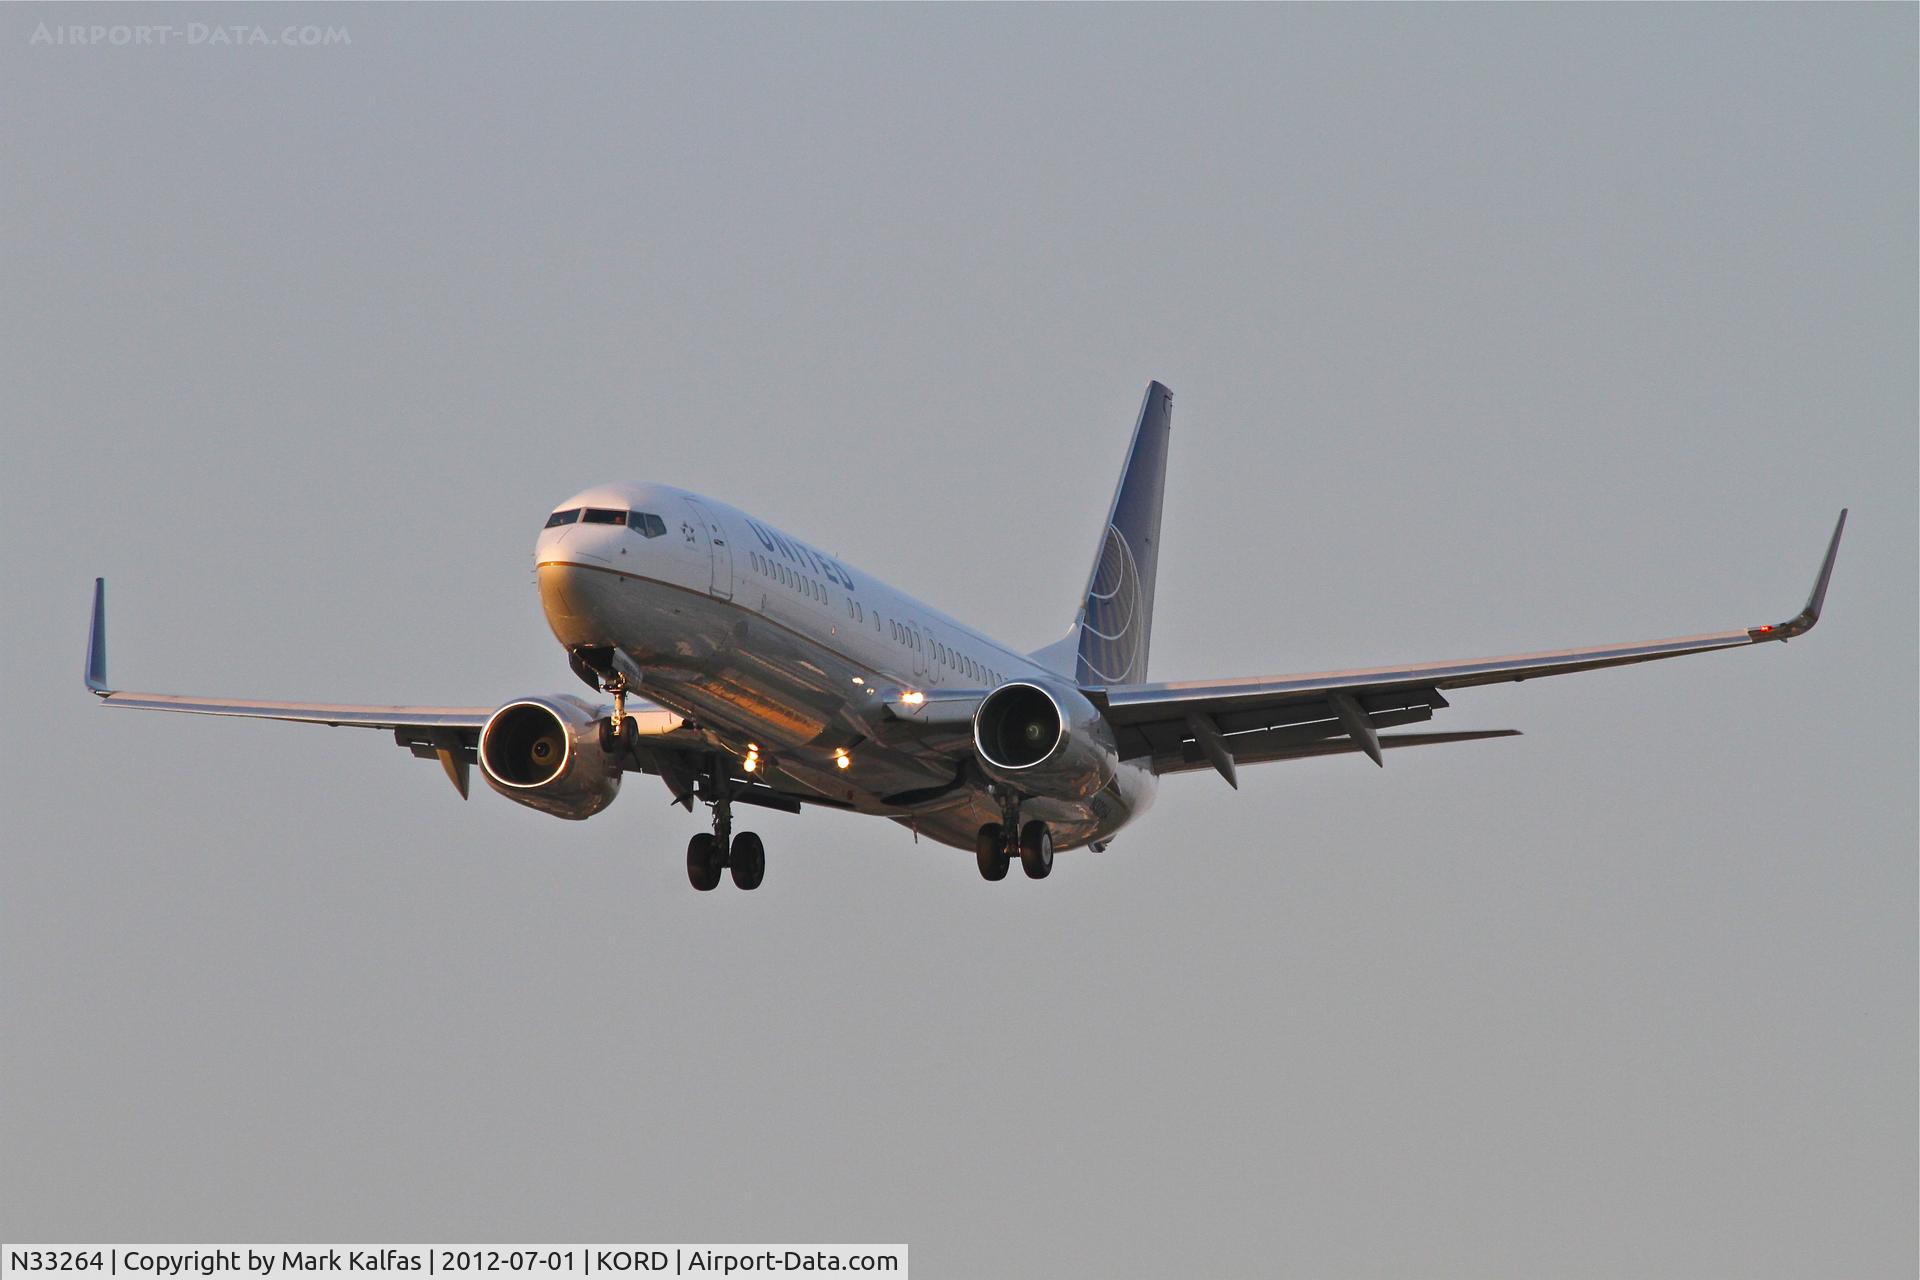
83, 382, 1847, 891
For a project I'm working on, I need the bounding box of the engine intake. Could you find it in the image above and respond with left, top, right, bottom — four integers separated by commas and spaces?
483, 701, 574, 787
973, 680, 1119, 798
975, 682, 1067, 770
479, 695, 622, 820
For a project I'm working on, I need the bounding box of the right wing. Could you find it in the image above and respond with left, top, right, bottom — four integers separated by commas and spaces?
82, 578, 842, 812
86, 579, 501, 794
85, 580, 494, 729
1097, 510, 1846, 784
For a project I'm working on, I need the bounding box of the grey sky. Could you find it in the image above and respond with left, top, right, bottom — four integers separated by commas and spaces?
3, 5, 1914, 1277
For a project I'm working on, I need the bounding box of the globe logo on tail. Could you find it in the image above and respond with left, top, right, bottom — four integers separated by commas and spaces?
1077, 524, 1145, 685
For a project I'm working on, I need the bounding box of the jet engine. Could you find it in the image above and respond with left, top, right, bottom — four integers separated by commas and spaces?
478, 695, 624, 820
972, 680, 1120, 799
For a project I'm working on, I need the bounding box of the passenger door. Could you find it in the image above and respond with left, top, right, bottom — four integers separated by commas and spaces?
908, 620, 929, 680
682, 497, 734, 600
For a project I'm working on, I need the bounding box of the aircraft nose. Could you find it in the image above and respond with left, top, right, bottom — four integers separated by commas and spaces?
537, 561, 613, 646
538, 521, 616, 567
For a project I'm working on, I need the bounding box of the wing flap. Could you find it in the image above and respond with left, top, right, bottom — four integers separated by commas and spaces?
1152, 728, 1521, 776
95, 690, 495, 729
1104, 628, 1756, 725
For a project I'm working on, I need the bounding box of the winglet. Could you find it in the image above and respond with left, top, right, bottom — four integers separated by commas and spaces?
86, 578, 111, 695
1750, 509, 1847, 642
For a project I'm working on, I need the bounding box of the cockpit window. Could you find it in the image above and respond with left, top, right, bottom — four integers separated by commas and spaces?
544, 508, 581, 528
628, 511, 667, 538
581, 508, 627, 525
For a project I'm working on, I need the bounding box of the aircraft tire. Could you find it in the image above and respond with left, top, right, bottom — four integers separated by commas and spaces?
1019, 821, 1053, 879
976, 824, 1009, 881
730, 831, 766, 891
687, 832, 723, 891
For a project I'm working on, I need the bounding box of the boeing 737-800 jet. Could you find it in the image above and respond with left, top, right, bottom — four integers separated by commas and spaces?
84, 383, 1846, 890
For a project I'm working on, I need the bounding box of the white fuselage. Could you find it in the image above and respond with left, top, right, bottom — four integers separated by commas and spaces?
534, 482, 1156, 851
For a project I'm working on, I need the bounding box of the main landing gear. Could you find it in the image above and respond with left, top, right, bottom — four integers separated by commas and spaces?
976, 794, 1053, 882
686, 830, 764, 891
686, 753, 765, 892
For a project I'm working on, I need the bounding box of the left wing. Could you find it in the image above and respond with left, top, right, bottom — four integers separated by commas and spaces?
1098, 510, 1846, 783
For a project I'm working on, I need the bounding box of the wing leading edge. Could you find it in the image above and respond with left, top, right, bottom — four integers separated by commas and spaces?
1100, 510, 1846, 780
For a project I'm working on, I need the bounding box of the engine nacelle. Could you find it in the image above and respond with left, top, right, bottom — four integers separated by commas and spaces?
972, 680, 1120, 799
478, 695, 623, 820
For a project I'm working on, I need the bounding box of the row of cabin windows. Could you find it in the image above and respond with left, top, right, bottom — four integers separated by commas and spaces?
545, 507, 668, 538
885, 618, 1001, 686
743, 549, 1003, 688
545, 510, 1008, 687
936, 639, 995, 685
750, 550, 830, 606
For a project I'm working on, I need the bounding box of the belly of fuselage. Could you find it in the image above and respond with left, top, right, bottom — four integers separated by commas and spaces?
539, 561, 948, 805
535, 560, 1150, 853
540, 560, 861, 746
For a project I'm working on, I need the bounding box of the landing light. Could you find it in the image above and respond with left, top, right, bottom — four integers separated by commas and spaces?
834, 748, 851, 771
900, 691, 925, 705
851, 676, 865, 685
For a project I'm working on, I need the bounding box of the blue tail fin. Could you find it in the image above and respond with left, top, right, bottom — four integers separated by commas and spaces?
1066, 381, 1173, 686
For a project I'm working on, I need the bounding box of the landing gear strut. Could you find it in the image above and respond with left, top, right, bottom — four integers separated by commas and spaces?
685, 751, 764, 892
977, 791, 1052, 882
607, 673, 628, 736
